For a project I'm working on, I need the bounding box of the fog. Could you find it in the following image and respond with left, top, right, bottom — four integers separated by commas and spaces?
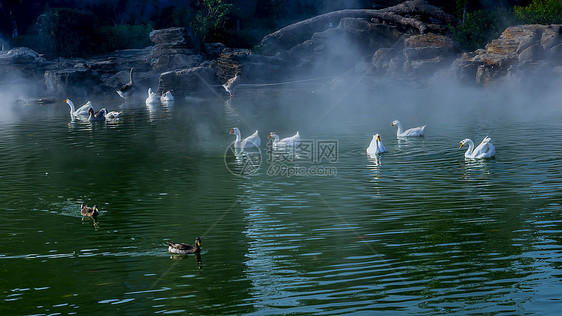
1, 33, 562, 134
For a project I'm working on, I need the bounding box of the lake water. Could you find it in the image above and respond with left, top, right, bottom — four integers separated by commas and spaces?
1, 81, 562, 315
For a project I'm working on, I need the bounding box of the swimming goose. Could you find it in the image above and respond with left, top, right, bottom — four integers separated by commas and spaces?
88, 107, 106, 121
268, 131, 300, 149
160, 91, 174, 103
391, 120, 425, 137
81, 203, 99, 217
65, 99, 93, 119
459, 136, 496, 159
366, 133, 386, 155
104, 109, 123, 121
116, 67, 135, 100
230, 127, 260, 149
222, 72, 240, 98
145, 88, 159, 104
168, 237, 201, 254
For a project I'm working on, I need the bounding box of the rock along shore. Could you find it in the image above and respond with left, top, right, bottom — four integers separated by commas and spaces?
1, 0, 562, 100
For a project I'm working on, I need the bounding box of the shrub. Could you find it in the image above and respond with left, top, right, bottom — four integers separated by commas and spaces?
192, 0, 233, 44
97, 24, 153, 53
450, 10, 512, 51
36, 8, 99, 58
514, 0, 562, 24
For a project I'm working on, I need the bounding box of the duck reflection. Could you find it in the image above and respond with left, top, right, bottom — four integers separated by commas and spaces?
169, 253, 203, 269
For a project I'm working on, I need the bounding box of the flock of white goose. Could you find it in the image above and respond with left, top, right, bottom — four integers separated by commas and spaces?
64, 88, 175, 122
65, 66, 495, 160
230, 120, 496, 160
366, 120, 495, 159
64, 98, 123, 122
229, 128, 302, 151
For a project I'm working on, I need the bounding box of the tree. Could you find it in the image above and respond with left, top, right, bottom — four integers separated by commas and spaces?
514, 0, 562, 24
36, 8, 99, 58
192, 0, 232, 44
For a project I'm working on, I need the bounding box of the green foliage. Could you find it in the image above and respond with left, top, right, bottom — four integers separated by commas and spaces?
450, 10, 512, 51
35, 8, 152, 58
192, 0, 232, 44
36, 8, 99, 58
514, 0, 562, 24
97, 24, 153, 53
151, 6, 191, 30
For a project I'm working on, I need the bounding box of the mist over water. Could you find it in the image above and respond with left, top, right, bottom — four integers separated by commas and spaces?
2, 45, 562, 314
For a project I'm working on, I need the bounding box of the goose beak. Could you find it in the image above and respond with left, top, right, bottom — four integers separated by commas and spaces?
391, 123, 394, 126
459, 142, 464, 149
229, 128, 234, 134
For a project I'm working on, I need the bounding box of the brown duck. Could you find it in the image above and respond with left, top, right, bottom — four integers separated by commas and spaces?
168, 237, 201, 254
81, 203, 99, 217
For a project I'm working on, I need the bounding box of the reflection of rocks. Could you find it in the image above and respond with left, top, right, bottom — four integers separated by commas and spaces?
452, 25, 562, 86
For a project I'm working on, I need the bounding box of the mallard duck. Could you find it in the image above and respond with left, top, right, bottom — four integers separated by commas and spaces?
160, 91, 174, 103
460, 136, 496, 159
230, 127, 260, 149
268, 131, 300, 149
222, 72, 240, 98
168, 237, 201, 254
81, 203, 99, 217
391, 120, 426, 137
88, 107, 106, 121
116, 68, 135, 100
366, 133, 386, 155
145, 88, 159, 104
65, 99, 93, 119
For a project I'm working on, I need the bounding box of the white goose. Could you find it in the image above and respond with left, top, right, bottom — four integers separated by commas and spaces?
391, 120, 426, 137
160, 91, 174, 103
459, 136, 496, 159
268, 131, 300, 149
104, 109, 123, 121
65, 99, 93, 119
223, 73, 240, 98
230, 127, 260, 149
366, 133, 386, 156
146, 88, 159, 104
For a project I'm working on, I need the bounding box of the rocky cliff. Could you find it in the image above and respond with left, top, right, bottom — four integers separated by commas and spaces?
1, 0, 562, 100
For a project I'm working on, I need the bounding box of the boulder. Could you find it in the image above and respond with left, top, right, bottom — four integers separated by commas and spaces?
149, 27, 194, 47
215, 49, 250, 83
44, 67, 98, 96
0, 47, 49, 80
452, 24, 562, 85
41, 48, 154, 96
149, 27, 203, 70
